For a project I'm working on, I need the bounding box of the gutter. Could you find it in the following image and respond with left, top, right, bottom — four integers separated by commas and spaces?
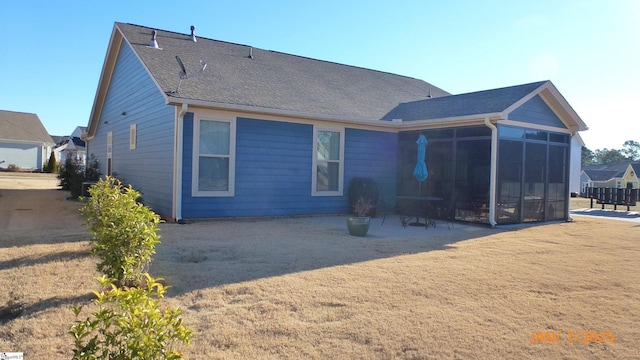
165, 97, 503, 132
173, 103, 188, 222
484, 117, 498, 227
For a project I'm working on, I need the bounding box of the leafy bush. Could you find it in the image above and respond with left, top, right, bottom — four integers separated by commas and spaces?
85, 154, 101, 182
58, 155, 101, 198
70, 274, 192, 360
80, 176, 161, 287
58, 157, 84, 197
7, 164, 20, 172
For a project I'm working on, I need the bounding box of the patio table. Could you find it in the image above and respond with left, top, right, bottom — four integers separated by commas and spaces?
396, 196, 444, 228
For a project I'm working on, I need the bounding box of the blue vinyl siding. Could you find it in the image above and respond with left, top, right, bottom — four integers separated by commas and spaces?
345, 129, 398, 208
510, 95, 566, 129
181, 117, 398, 218
89, 41, 175, 216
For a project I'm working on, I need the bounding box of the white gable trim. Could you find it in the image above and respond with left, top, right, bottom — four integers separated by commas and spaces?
502, 81, 587, 133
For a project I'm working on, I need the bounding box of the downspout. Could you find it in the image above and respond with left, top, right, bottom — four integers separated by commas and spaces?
173, 103, 188, 222
484, 117, 498, 227
567, 131, 577, 222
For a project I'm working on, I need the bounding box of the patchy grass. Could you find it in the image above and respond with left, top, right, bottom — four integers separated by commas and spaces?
1, 183, 639, 359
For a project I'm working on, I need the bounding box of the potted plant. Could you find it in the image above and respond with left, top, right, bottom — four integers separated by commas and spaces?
347, 197, 374, 237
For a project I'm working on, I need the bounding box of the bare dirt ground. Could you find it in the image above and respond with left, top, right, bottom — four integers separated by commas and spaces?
1, 173, 639, 359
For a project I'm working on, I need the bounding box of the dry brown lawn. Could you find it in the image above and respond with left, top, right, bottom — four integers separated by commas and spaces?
1, 173, 639, 359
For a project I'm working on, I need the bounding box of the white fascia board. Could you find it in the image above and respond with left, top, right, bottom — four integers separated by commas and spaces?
0, 138, 51, 146
165, 98, 400, 131
166, 97, 504, 132
395, 113, 503, 131
497, 119, 574, 133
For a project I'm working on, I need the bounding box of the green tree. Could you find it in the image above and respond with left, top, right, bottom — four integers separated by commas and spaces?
594, 148, 626, 164
581, 146, 595, 166
621, 140, 640, 161
44, 151, 57, 173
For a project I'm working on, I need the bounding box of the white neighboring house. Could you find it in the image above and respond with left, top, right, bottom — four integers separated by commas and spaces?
0, 110, 54, 171
53, 126, 87, 167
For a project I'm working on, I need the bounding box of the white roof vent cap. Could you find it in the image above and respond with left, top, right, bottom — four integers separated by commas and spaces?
148, 30, 162, 49
190, 25, 197, 42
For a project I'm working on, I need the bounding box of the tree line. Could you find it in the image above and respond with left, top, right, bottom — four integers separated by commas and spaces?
582, 140, 640, 166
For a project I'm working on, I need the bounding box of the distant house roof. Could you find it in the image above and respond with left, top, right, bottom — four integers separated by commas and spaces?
70, 137, 86, 149
51, 135, 67, 145
0, 110, 54, 144
583, 169, 622, 181
583, 161, 640, 181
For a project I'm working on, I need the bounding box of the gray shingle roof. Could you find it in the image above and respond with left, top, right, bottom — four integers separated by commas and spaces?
0, 110, 54, 144
381, 81, 547, 121
583, 161, 640, 181
117, 23, 450, 120
583, 169, 622, 181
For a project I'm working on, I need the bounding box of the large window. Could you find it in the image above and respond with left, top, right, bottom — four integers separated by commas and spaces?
312, 127, 344, 196
192, 116, 236, 197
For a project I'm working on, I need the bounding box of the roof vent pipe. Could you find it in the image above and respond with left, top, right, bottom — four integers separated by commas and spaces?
148, 30, 160, 49
189, 25, 197, 42
248, 47, 253, 59
427, 89, 432, 98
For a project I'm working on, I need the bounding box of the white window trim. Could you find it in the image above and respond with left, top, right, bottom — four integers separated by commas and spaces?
192, 112, 236, 197
129, 124, 137, 150
312, 126, 345, 196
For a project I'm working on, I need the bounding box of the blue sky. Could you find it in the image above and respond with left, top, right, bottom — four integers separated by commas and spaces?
1, 0, 638, 150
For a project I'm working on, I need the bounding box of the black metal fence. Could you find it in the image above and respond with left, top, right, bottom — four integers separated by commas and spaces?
585, 187, 639, 211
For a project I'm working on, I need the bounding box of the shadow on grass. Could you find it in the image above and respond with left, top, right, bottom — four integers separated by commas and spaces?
0, 250, 91, 271
0, 293, 93, 325
151, 216, 503, 296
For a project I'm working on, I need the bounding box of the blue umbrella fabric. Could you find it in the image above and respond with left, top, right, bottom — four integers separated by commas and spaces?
413, 135, 428, 182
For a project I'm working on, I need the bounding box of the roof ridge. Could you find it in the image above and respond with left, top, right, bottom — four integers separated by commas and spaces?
120, 22, 252, 49
451, 80, 548, 97
118, 22, 437, 86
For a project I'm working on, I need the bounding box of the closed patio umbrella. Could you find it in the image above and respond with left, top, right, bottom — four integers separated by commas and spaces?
413, 135, 429, 194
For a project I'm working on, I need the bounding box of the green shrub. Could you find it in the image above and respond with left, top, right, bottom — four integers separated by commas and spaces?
80, 176, 161, 287
44, 151, 57, 173
85, 154, 101, 182
58, 157, 84, 196
70, 274, 192, 360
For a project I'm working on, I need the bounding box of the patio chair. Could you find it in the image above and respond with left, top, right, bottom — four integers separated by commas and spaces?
440, 192, 458, 230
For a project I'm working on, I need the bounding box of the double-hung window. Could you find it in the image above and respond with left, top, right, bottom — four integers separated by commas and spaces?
192, 114, 236, 197
312, 126, 344, 196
